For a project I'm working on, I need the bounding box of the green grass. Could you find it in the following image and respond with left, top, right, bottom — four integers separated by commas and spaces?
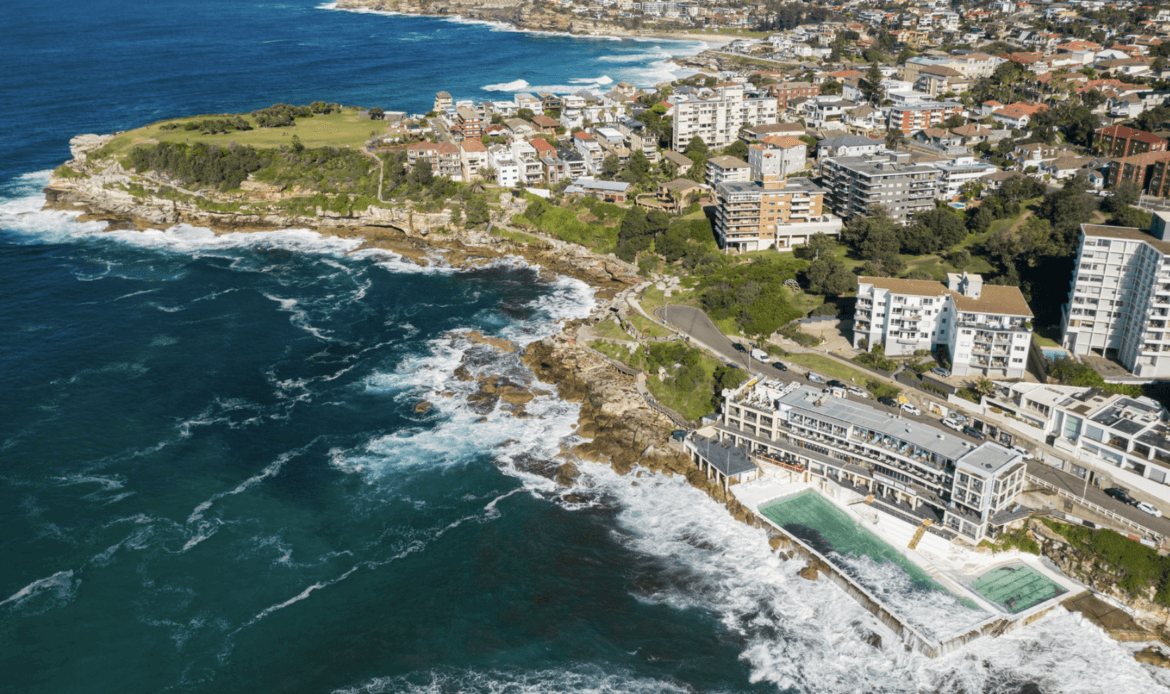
627, 313, 672, 339
515, 204, 621, 253
643, 348, 725, 421
1034, 333, 1060, 348
96, 110, 384, 160
589, 340, 635, 364
782, 353, 871, 385
592, 319, 634, 342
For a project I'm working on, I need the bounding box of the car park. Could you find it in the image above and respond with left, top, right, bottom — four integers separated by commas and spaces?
963, 426, 986, 440
772, 361, 788, 371
1137, 501, 1163, 518
901, 403, 921, 416
1105, 487, 1136, 505
942, 418, 963, 431
807, 372, 825, 384
930, 367, 950, 378
878, 396, 897, 407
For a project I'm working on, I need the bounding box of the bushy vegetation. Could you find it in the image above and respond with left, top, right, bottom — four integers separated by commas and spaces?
1042, 519, 1170, 605
699, 254, 806, 339
127, 142, 272, 191
855, 351, 898, 372
1047, 357, 1143, 397
160, 116, 253, 135
981, 527, 1041, 555
631, 341, 746, 419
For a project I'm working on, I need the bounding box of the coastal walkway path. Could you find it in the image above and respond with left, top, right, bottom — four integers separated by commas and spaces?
359, 147, 387, 202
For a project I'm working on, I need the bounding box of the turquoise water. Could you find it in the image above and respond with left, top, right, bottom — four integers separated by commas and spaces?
760, 491, 944, 593
972, 563, 1068, 614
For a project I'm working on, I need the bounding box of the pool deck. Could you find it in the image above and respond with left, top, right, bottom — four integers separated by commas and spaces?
734, 474, 1089, 656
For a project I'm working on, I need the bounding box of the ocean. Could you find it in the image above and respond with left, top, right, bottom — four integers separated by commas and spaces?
1, 1, 1167, 692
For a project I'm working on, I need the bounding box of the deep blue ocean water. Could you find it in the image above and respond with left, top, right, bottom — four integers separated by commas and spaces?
2, 1, 1168, 693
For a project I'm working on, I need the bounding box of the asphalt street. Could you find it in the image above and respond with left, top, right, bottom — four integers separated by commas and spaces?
651, 304, 988, 443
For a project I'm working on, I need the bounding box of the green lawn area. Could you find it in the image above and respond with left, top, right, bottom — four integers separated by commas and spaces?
783, 353, 871, 385
592, 319, 634, 342
589, 340, 635, 364
513, 202, 621, 253
643, 348, 725, 421
628, 312, 672, 339
97, 109, 383, 159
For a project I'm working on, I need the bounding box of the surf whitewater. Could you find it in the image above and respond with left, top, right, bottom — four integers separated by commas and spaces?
3, 170, 1168, 693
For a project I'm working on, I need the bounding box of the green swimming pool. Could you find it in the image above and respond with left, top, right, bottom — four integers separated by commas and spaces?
971, 563, 1067, 614
759, 490, 944, 593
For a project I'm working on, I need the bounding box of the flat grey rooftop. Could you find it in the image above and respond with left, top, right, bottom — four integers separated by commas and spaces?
956, 442, 1021, 476
690, 435, 757, 476
775, 386, 975, 461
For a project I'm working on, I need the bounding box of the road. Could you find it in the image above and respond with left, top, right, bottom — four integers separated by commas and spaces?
651, 304, 988, 443
1027, 461, 1170, 538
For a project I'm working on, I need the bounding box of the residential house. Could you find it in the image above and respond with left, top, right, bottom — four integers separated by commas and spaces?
950, 122, 996, 145
653, 179, 707, 213
434, 91, 453, 113
662, 150, 694, 175
487, 144, 520, 188
1040, 155, 1097, 181
564, 177, 632, 203
991, 103, 1047, 130
817, 135, 885, 159
530, 114, 560, 135
573, 131, 605, 174
458, 139, 489, 182
504, 118, 536, 140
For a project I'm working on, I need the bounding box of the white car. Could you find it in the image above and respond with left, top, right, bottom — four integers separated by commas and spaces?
1137, 501, 1163, 518
1011, 445, 1035, 460
901, 403, 921, 416
847, 386, 867, 397
942, 418, 963, 431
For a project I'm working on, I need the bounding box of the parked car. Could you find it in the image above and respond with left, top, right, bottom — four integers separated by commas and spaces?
772, 361, 788, 371
847, 386, 867, 397
963, 426, 986, 440
732, 343, 747, 353
901, 403, 921, 416
751, 348, 769, 361
942, 418, 963, 431
827, 379, 847, 389
1137, 501, 1163, 518
1105, 487, 1136, 505
807, 372, 825, 384
930, 367, 950, 378
1010, 445, 1034, 460
878, 396, 897, 407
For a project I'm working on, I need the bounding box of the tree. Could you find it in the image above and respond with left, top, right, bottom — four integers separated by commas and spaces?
1102, 180, 1141, 214
885, 129, 904, 150
409, 160, 433, 186
1137, 105, 1170, 132
1109, 205, 1152, 229
861, 62, 884, 105
601, 154, 622, 178
821, 79, 843, 96
629, 149, 651, 178
517, 108, 535, 120
722, 140, 749, 160
478, 166, 496, 184
971, 376, 995, 397
805, 257, 856, 296
685, 135, 708, 156
369, 107, 385, 120
290, 134, 304, 153
794, 232, 837, 260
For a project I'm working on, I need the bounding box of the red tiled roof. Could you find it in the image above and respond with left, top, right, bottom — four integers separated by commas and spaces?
1096, 124, 1168, 145
460, 139, 487, 153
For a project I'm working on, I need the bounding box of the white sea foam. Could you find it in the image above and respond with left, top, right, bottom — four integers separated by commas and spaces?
0, 570, 79, 614
182, 449, 303, 551
332, 665, 700, 694
262, 292, 338, 342
561, 462, 1169, 693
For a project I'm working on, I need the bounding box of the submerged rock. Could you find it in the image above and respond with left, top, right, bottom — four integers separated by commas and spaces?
413, 401, 431, 414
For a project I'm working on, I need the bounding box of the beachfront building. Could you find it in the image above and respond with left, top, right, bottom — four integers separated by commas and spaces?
979, 383, 1170, 499
820, 152, 941, 222
1061, 215, 1170, 377
406, 142, 463, 180
458, 139, 489, 182
670, 83, 779, 152
712, 143, 840, 252
705, 155, 751, 188
854, 273, 1034, 378
487, 144, 520, 188
710, 382, 1028, 542
573, 131, 605, 175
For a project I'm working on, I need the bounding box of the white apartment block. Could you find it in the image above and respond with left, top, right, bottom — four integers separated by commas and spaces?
1061, 216, 1170, 378
982, 383, 1170, 502
671, 83, 778, 152
854, 273, 1034, 379
927, 156, 998, 200
705, 155, 751, 188
487, 144, 520, 188
821, 152, 941, 222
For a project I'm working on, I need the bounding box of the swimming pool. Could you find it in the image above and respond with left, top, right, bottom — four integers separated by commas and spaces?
971, 563, 1067, 614
1042, 348, 1068, 361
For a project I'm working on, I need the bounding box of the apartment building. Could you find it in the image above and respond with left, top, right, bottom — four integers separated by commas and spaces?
1061, 216, 1170, 377
770, 81, 820, 110
854, 273, 1034, 379
981, 383, 1170, 499
710, 381, 1028, 542
705, 155, 751, 188
820, 152, 941, 222
670, 83, 778, 151
487, 144, 520, 188
928, 155, 998, 200
1094, 125, 1168, 158
510, 140, 545, 187
887, 101, 964, 134
756, 136, 807, 172
455, 106, 483, 139
712, 144, 840, 252
1107, 151, 1170, 192
434, 91, 453, 113
405, 142, 462, 180
573, 131, 605, 175
458, 139, 489, 182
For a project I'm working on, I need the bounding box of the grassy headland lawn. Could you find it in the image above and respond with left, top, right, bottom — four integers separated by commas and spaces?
96, 109, 383, 159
